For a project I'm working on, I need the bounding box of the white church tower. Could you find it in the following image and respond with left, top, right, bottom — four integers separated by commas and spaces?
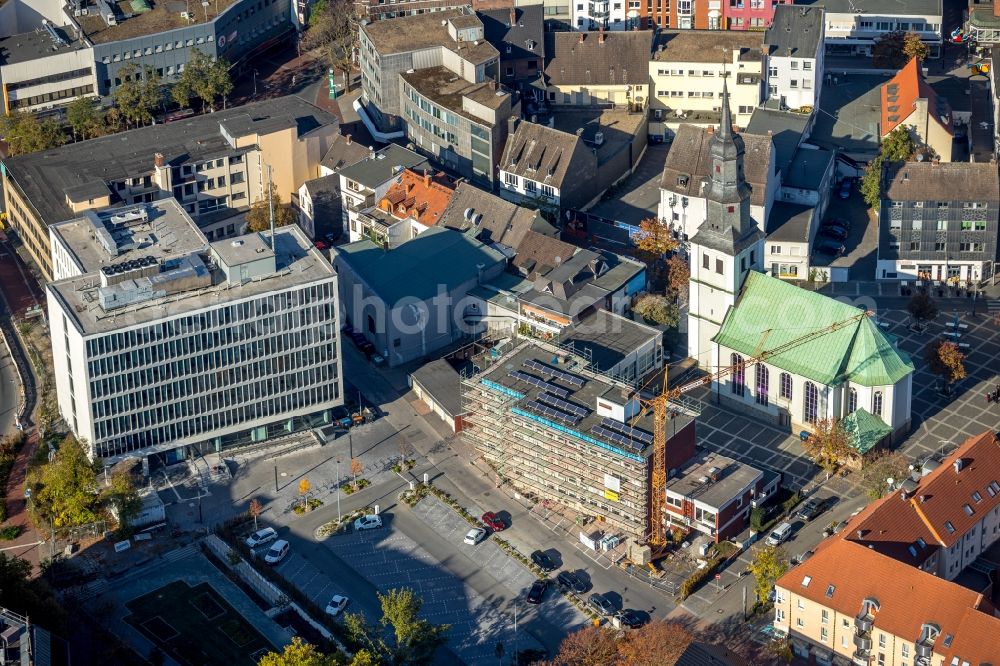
687, 81, 764, 366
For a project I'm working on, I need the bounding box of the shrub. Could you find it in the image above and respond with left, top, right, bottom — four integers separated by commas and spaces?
781, 492, 802, 516
342, 484, 356, 495
356, 478, 370, 489
307, 498, 323, 509
391, 464, 402, 474
292, 504, 306, 514
678, 556, 723, 599
0, 526, 20, 540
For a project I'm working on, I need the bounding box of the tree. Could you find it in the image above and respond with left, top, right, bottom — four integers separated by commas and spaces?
633, 217, 679, 259
113, 64, 162, 127
27, 435, 100, 529
0, 109, 65, 155
104, 470, 141, 530
872, 32, 926, 68
903, 34, 929, 62
249, 498, 264, 531
802, 418, 854, 473
298, 478, 311, 509
924, 340, 967, 386
550, 625, 619, 666
305, 0, 358, 91
860, 127, 916, 208
617, 621, 693, 666
747, 545, 788, 605
859, 451, 910, 501
0, 553, 65, 632
666, 254, 689, 303
257, 637, 339, 666
246, 182, 296, 232
633, 294, 680, 328
907, 291, 938, 328
172, 49, 233, 112
351, 458, 363, 484
66, 97, 104, 141
379, 588, 449, 665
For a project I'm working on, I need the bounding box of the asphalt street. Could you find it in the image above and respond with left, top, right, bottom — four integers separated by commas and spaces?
0, 348, 17, 437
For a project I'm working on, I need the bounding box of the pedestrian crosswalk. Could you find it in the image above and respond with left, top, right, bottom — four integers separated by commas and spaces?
988, 300, 1000, 313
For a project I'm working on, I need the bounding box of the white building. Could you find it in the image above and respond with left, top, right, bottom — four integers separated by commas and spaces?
46, 223, 343, 464
817, 0, 942, 58
764, 5, 825, 111
337, 144, 427, 241
571, 1, 634, 31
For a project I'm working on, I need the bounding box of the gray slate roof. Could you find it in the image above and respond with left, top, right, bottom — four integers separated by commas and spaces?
320, 134, 371, 173
543, 31, 654, 86
783, 146, 834, 191
745, 106, 809, 178
333, 225, 506, 304
338, 144, 427, 189
765, 5, 824, 59
499, 121, 583, 187
558, 310, 660, 374
2, 95, 337, 228
410, 358, 465, 418
796, 0, 940, 18
766, 202, 815, 243
510, 230, 581, 278
882, 161, 1000, 202
438, 182, 556, 250
660, 124, 773, 206
479, 5, 545, 62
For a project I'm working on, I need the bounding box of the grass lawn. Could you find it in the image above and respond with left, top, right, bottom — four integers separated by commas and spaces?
125, 580, 275, 666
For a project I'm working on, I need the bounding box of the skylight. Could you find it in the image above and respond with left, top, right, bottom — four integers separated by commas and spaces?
826, 584, 835, 598
916, 537, 926, 549
971, 490, 982, 503
908, 545, 918, 557
943, 634, 954, 648
801, 576, 812, 588
945, 521, 955, 533
989, 481, 1000, 496
963, 504, 974, 516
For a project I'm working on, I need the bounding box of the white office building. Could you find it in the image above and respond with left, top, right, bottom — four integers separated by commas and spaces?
46, 221, 343, 464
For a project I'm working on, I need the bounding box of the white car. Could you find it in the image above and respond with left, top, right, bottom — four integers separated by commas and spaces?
264, 539, 290, 564
766, 522, 794, 547
325, 594, 349, 616
464, 527, 487, 545
245, 527, 278, 548
354, 514, 383, 531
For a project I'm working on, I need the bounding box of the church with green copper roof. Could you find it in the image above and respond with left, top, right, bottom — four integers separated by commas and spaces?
687, 85, 914, 444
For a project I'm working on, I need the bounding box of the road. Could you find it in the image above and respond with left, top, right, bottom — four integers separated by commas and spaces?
0, 346, 17, 437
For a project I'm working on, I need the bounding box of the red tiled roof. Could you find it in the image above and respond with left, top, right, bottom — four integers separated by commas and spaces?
377, 169, 456, 227
881, 57, 952, 136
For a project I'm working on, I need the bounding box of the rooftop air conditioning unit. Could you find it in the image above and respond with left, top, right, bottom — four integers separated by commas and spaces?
180, 11, 192, 19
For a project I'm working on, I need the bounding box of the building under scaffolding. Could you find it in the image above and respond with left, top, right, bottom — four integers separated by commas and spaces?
462, 339, 697, 542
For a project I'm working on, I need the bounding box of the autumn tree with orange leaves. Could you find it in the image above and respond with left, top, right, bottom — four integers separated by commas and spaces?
924, 340, 967, 386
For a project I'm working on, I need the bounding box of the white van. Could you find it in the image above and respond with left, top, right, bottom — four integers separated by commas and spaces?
766, 522, 793, 546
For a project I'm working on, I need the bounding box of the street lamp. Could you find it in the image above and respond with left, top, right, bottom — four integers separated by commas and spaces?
336, 459, 342, 522
253, 69, 259, 97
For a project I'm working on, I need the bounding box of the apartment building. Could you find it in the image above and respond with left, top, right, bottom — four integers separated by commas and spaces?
880, 59, 955, 162
462, 339, 697, 541
338, 144, 428, 241
355, 168, 457, 248
649, 30, 765, 134
542, 31, 653, 111
665, 452, 780, 542
479, 6, 545, 86
1, 95, 340, 281
877, 161, 999, 283
46, 221, 342, 464
637, 0, 720, 30
355, 0, 471, 21
726, 0, 794, 30
764, 5, 825, 111
0, 0, 293, 113
572, 0, 640, 31
773, 431, 1000, 666
815, 0, 943, 58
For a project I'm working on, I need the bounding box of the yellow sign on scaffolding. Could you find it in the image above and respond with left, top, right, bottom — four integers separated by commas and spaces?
604, 489, 620, 502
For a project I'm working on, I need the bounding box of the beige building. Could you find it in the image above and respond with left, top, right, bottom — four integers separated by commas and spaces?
881, 58, 954, 162
542, 31, 653, 111
1, 95, 339, 281
649, 30, 765, 138
773, 431, 1000, 666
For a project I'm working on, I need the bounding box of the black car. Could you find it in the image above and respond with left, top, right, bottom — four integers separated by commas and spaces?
820, 226, 849, 241
816, 240, 845, 256
557, 570, 588, 594
588, 592, 615, 616
824, 217, 851, 232
526, 579, 549, 605
615, 610, 646, 629
796, 499, 823, 521
531, 550, 557, 572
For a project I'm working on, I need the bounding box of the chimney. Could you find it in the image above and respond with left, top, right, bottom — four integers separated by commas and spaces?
919, 494, 928, 503
767, 129, 773, 136
510, 7, 516, 25
345, 134, 352, 145
578, 32, 585, 44
599, 27, 606, 44
707, 126, 715, 134
954, 458, 963, 474
423, 168, 430, 187
508, 115, 519, 136
490, 80, 497, 91
154, 152, 165, 168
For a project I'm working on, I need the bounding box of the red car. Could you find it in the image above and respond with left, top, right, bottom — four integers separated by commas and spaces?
314, 240, 328, 251
481, 512, 506, 531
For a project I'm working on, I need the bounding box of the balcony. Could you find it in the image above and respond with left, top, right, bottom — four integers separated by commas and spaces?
854, 615, 874, 633
853, 633, 872, 652
914, 642, 934, 660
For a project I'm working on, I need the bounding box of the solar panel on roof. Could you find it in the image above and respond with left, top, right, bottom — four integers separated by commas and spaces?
600, 417, 654, 445
590, 425, 645, 451
524, 401, 582, 426
522, 358, 586, 388
508, 370, 571, 398
537, 392, 589, 417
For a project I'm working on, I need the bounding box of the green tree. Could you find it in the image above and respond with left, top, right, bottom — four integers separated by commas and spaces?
379, 588, 449, 665
305, 0, 358, 91
257, 637, 340, 666
104, 471, 141, 530
633, 294, 680, 328
27, 435, 100, 529
872, 32, 927, 68
65, 96, 104, 141
747, 545, 788, 605
172, 49, 233, 112
860, 127, 916, 208
0, 109, 65, 155
246, 181, 296, 232
113, 64, 162, 127
906, 291, 938, 328
859, 451, 910, 501
0, 553, 66, 631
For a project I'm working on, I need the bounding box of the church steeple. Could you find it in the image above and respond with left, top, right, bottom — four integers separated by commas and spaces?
717, 78, 734, 143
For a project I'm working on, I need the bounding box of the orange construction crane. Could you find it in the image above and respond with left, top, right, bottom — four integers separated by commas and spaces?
640, 308, 873, 549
